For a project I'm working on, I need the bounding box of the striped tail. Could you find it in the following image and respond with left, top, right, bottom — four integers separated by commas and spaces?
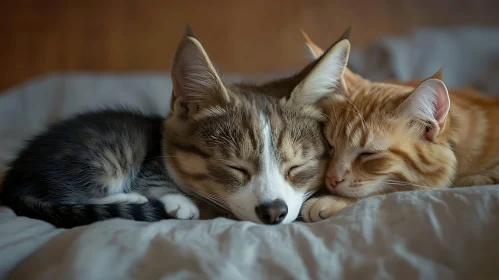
6, 196, 172, 228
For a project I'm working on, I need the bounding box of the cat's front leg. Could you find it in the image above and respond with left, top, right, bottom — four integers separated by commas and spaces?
301, 196, 357, 222
147, 187, 200, 220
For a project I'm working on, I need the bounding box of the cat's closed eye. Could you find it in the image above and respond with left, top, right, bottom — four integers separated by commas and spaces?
286, 164, 306, 179
357, 151, 376, 160
227, 165, 250, 179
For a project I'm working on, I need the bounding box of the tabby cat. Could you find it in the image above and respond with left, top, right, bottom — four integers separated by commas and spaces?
0, 27, 342, 228
299, 30, 499, 222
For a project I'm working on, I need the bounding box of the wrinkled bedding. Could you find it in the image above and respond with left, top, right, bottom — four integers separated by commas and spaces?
1, 27, 499, 279
2, 187, 499, 279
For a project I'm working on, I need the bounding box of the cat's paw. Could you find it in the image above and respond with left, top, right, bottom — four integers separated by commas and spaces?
160, 194, 200, 220
301, 196, 353, 223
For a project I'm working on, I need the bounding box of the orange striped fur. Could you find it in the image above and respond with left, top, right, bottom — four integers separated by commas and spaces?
300, 31, 499, 222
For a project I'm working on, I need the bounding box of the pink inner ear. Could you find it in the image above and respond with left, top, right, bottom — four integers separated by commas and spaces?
421, 79, 450, 140
431, 80, 450, 128
402, 79, 450, 141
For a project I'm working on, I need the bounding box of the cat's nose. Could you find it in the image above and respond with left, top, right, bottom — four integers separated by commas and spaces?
255, 199, 288, 224
327, 175, 344, 188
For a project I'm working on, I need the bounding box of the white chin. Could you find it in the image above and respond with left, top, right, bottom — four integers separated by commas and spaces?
283, 205, 300, 224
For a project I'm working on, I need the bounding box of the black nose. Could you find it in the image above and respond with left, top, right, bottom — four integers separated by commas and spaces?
255, 199, 288, 224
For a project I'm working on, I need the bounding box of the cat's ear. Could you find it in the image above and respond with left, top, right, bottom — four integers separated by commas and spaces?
300, 29, 366, 90
301, 29, 324, 59
171, 26, 231, 115
398, 78, 450, 141
289, 30, 351, 105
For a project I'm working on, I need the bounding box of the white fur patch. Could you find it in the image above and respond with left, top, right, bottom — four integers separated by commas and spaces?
228, 114, 304, 224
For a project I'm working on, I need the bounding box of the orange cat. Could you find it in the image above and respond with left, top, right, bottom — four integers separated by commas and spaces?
300, 31, 499, 222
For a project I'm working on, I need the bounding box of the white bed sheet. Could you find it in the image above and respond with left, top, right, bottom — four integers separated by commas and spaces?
1, 186, 498, 279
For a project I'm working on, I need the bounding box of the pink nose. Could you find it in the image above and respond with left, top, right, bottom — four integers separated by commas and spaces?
327, 175, 344, 188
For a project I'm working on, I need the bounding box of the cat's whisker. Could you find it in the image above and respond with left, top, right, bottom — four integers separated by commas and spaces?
326, 96, 338, 120
331, 104, 358, 116
325, 96, 353, 117
198, 199, 233, 215
303, 193, 314, 200
384, 182, 414, 189
200, 192, 229, 204
384, 180, 434, 190
383, 185, 401, 194
190, 191, 228, 207
321, 112, 335, 126
302, 190, 318, 202
190, 190, 233, 211
187, 189, 233, 214
384, 182, 433, 193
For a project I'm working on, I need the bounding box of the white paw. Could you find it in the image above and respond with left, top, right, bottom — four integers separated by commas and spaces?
160, 194, 200, 220
90, 193, 149, 204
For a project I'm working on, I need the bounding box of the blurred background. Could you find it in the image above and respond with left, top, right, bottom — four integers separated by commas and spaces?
1, 0, 499, 91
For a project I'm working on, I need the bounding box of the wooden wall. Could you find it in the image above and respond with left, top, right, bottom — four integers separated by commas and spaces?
1, 0, 498, 91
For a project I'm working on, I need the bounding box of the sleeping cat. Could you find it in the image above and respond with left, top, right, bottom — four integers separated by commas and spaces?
299, 30, 499, 222
0, 27, 339, 228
